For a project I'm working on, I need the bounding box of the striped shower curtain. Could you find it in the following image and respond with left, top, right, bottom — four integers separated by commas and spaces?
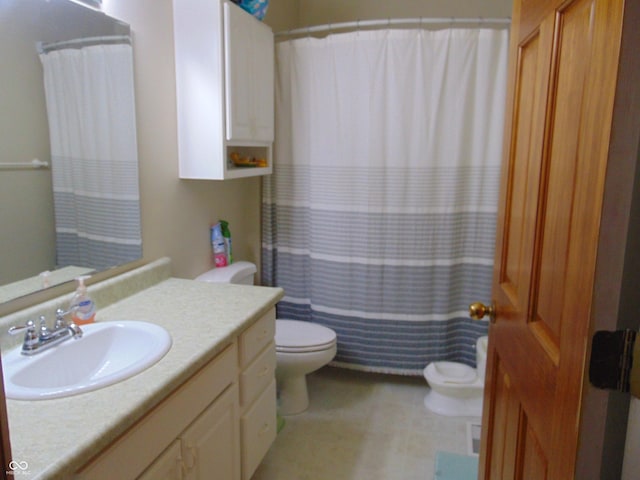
40, 42, 141, 271
262, 28, 508, 375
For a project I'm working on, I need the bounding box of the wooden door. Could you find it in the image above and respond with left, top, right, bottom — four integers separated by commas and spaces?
479, 0, 625, 477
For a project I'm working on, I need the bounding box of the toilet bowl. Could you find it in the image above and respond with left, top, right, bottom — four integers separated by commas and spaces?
275, 319, 337, 415
195, 262, 337, 416
423, 335, 488, 417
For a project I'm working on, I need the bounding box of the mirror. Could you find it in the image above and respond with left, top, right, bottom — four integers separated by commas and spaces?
0, 0, 141, 303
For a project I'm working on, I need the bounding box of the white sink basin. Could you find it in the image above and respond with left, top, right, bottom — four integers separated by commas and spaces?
2, 321, 172, 400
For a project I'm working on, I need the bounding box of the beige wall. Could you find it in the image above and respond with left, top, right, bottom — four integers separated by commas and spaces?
264, 0, 300, 32
0, 0, 511, 310
0, 6, 57, 284
297, 0, 512, 26
0, 0, 511, 291
103, 0, 512, 282
107, 0, 512, 283
104, 0, 299, 282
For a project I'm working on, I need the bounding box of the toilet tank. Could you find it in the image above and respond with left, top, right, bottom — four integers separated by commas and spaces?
195, 261, 257, 285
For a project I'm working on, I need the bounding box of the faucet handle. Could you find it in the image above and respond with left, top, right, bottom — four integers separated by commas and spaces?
8, 320, 39, 352
55, 308, 83, 339
55, 308, 75, 327
55, 309, 67, 329
8, 319, 36, 336
38, 315, 51, 337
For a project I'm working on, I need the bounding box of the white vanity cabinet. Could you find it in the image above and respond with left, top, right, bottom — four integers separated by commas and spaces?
238, 309, 277, 480
173, 0, 274, 180
139, 385, 240, 480
76, 308, 279, 480
76, 344, 240, 480
137, 440, 183, 480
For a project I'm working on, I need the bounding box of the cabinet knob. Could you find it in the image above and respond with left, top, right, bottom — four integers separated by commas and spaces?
258, 423, 270, 436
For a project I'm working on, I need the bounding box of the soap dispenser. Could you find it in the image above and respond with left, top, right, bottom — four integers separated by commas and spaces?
69, 276, 96, 325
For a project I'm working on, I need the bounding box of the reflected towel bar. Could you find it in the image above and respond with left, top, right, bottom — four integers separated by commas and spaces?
0, 159, 49, 170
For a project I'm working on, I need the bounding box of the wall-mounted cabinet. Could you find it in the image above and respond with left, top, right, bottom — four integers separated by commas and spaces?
173, 0, 274, 180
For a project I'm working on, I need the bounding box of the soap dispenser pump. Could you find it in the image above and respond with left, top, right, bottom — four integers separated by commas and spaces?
69, 276, 96, 325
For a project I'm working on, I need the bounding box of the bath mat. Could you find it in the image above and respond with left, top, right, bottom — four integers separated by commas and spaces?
434, 451, 478, 480
467, 421, 482, 456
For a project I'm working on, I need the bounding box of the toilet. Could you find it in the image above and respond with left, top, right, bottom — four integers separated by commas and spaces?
195, 261, 337, 416
423, 336, 488, 417
275, 319, 337, 415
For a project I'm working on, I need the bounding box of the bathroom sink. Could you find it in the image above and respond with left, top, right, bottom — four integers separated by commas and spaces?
2, 321, 172, 400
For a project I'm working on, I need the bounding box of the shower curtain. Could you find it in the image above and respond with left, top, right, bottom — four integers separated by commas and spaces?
262, 28, 508, 375
40, 43, 141, 271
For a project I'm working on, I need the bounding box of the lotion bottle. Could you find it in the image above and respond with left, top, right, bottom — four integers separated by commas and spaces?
69, 276, 96, 325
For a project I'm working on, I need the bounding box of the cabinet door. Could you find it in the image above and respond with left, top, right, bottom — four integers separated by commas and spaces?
138, 441, 183, 480
241, 380, 277, 480
224, 2, 274, 142
249, 17, 274, 142
182, 384, 240, 480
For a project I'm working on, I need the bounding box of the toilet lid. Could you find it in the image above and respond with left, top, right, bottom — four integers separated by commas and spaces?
275, 320, 337, 353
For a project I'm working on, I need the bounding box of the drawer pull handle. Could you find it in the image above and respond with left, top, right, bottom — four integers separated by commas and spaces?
257, 366, 270, 377
259, 423, 270, 436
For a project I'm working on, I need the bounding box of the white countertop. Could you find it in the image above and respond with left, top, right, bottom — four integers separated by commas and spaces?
5, 277, 283, 479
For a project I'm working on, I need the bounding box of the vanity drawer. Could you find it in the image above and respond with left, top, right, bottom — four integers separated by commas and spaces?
241, 379, 277, 480
239, 308, 275, 367
240, 341, 276, 408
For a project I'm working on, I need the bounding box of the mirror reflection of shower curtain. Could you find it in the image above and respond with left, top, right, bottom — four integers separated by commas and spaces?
40, 42, 141, 271
263, 28, 508, 374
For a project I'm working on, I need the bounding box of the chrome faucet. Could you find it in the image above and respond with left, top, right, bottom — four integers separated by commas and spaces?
8, 308, 83, 356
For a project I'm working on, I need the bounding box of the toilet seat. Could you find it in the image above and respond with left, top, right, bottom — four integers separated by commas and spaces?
424, 361, 478, 384
276, 320, 337, 353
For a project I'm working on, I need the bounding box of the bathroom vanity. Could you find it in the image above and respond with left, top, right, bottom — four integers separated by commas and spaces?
0, 259, 283, 479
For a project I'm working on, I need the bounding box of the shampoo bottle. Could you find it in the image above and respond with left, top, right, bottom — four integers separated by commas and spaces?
69, 276, 96, 325
220, 220, 233, 265
211, 223, 228, 267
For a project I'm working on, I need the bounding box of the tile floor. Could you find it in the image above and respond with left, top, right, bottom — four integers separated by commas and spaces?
251, 366, 481, 480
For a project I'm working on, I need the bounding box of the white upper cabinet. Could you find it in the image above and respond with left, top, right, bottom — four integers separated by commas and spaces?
173, 0, 274, 180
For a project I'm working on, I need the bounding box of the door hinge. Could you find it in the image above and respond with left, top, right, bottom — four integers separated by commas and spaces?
589, 329, 640, 399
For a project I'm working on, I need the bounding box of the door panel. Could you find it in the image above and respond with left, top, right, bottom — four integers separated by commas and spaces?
501, 29, 543, 308
481, 0, 624, 477
533, 0, 594, 349
521, 421, 547, 480
487, 359, 521, 480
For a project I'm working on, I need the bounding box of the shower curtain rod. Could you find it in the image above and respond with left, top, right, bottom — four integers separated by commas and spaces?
275, 17, 511, 37
37, 34, 131, 54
